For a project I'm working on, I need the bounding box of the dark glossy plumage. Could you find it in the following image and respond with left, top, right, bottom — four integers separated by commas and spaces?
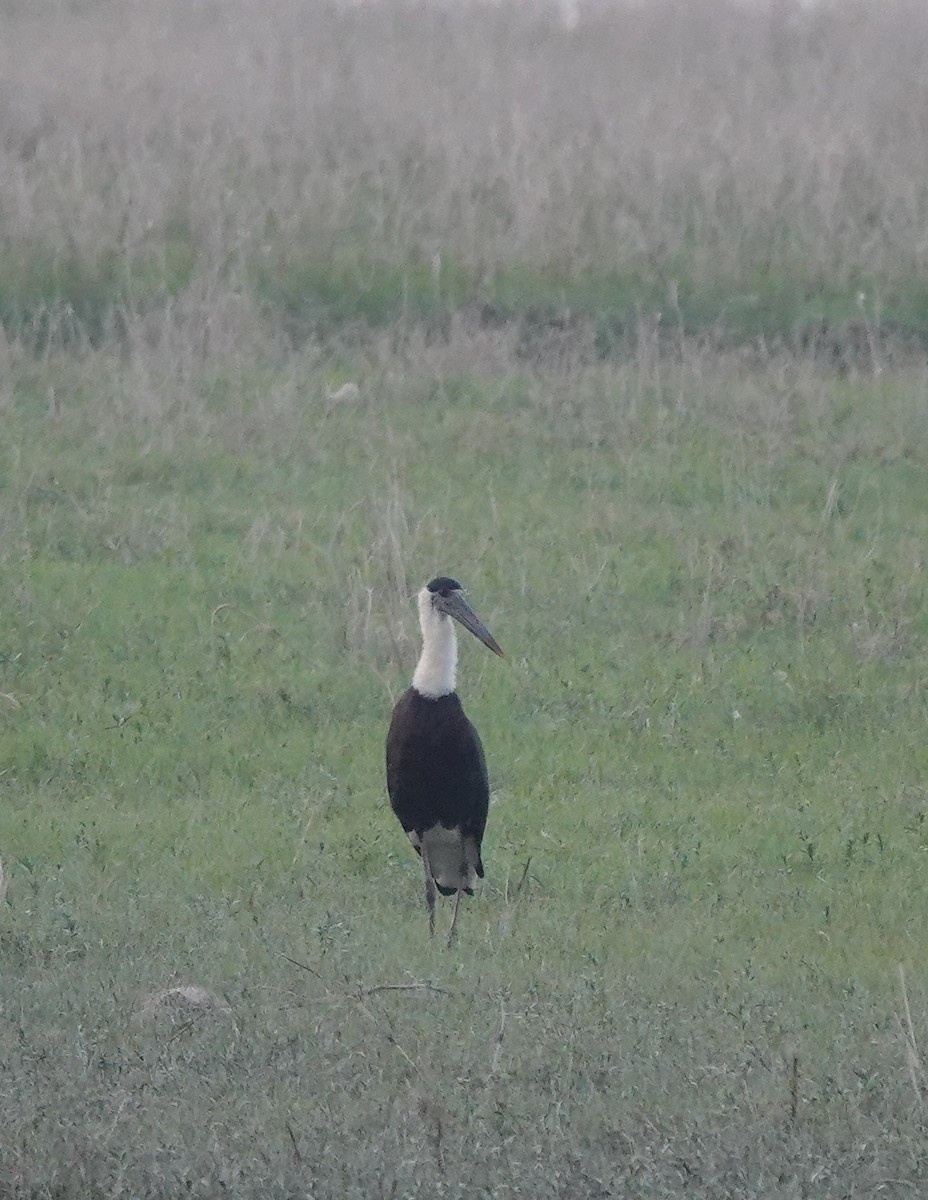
426, 576, 462, 595
386, 687, 488, 895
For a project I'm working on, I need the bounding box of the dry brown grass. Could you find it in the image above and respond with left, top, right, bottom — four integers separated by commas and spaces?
2, 0, 927, 293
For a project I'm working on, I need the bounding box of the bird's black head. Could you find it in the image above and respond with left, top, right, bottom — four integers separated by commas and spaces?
421, 576, 504, 658
426, 576, 462, 598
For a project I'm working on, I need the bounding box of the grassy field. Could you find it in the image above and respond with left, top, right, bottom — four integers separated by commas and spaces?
3, 1, 928, 1196
4, 332, 928, 1196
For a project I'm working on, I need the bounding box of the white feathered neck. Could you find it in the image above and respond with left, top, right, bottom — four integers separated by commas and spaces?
411, 587, 457, 698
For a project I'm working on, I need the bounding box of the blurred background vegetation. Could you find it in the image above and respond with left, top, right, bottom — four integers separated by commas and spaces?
1, 0, 927, 358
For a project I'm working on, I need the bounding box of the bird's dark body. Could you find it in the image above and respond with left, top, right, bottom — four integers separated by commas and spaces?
386, 687, 488, 894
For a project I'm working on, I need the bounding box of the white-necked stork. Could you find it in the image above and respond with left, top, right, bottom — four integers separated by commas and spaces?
386, 576, 504, 944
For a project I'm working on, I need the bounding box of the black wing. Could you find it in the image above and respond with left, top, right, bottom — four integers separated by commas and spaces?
386, 689, 489, 851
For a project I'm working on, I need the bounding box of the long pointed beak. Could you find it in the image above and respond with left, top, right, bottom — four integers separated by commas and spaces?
441, 593, 504, 657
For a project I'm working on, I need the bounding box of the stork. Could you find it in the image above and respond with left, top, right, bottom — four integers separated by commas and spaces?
386, 576, 504, 945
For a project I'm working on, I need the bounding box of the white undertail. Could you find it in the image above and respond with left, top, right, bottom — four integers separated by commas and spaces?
409, 826, 480, 893
412, 587, 457, 698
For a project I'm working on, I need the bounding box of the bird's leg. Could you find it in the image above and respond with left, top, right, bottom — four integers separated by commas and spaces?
446, 887, 463, 948
420, 847, 437, 938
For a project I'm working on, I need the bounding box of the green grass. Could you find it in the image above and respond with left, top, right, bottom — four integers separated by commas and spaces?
2, 349, 928, 1195
10, 238, 928, 359
0, 223, 197, 349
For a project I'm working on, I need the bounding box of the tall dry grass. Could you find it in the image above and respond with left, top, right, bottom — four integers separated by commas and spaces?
1, 0, 927, 297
